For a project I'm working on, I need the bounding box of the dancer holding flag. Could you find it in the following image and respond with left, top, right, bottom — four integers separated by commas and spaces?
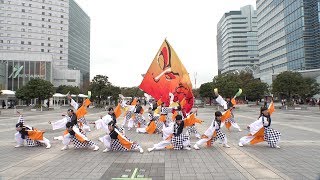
214, 88, 242, 131
238, 101, 281, 148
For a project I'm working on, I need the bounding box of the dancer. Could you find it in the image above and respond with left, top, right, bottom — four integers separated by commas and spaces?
148, 114, 201, 152
238, 103, 281, 148
107, 121, 144, 153
193, 111, 231, 150
15, 122, 51, 149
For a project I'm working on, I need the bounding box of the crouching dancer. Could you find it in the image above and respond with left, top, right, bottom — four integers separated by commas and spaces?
193, 111, 230, 150
15, 122, 51, 149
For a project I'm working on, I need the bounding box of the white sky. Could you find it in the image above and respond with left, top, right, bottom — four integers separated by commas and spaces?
74, 0, 256, 88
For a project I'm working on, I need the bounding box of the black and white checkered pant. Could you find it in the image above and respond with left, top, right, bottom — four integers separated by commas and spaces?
26, 137, 42, 147
134, 114, 146, 126
125, 111, 132, 120
186, 125, 199, 136
110, 138, 140, 151
171, 134, 190, 150
70, 136, 95, 149
211, 129, 226, 143
264, 127, 281, 147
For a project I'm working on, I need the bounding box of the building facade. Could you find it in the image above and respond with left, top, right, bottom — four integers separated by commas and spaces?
217, 5, 259, 74
68, 0, 90, 89
257, 0, 320, 84
0, 0, 90, 90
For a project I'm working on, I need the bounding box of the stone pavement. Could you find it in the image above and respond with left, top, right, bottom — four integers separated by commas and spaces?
0, 105, 319, 180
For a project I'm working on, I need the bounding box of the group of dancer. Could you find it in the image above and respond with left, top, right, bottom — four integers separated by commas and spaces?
14, 89, 282, 153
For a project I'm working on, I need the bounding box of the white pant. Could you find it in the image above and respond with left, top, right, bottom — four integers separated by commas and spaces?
99, 135, 111, 149
15, 132, 50, 146
195, 136, 227, 146
152, 139, 190, 150
239, 136, 254, 145
136, 127, 146, 133
128, 118, 134, 128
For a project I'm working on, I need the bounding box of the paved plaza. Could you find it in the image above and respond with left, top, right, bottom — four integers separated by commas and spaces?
0, 104, 319, 180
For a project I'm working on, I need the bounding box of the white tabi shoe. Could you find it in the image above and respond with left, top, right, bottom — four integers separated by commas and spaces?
238, 129, 242, 132
139, 147, 144, 153
92, 145, 99, 151
61, 145, 69, 151
193, 144, 200, 150
223, 144, 231, 148
147, 147, 154, 152
46, 143, 51, 149
275, 145, 280, 149
184, 147, 191, 151
238, 142, 243, 147
15, 144, 24, 148
103, 148, 110, 153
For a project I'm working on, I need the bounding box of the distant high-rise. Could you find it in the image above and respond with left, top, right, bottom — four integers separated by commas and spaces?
257, 0, 320, 84
217, 5, 259, 74
0, 0, 90, 90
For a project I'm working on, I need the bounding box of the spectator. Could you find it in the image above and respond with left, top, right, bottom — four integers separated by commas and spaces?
2, 100, 5, 109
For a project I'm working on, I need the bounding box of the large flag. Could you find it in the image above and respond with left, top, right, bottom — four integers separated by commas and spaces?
139, 40, 194, 113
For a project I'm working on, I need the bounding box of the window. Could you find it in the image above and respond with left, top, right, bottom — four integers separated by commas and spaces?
28, 16, 32, 19
7, 40, 10, 43
22, 3, 25, 6
42, 12, 45, 15
48, 43, 51, 46
22, 9, 25, 12
60, 44, 63, 48
60, 27, 63, 30
28, 42, 31, 45
0, 40, 3, 43
42, 6, 45, 9
29, 4, 32, 7
28, 48, 31, 51
60, 57, 62, 60
48, 25, 51, 28
42, 24, 45, 28
48, 37, 51, 40
49, 13, 52, 16
42, 18, 45, 21
61, 15, 64, 18
21, 28, 25, 32
28, 28, 32, 32
21, 22, 25, 25
28, 23, 32, 26
41, 43, 44, 46
60, 21, 63, 24
21, 41, 24, 44
47, 49, 50, 52
41, 49, 44, 52
60, 39, 63, 42
60, 51, 62, 54
49, 7, 52, 10
48, 19, 51, 22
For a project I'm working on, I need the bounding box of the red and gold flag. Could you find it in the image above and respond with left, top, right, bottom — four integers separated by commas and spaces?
139, 40, 194, 113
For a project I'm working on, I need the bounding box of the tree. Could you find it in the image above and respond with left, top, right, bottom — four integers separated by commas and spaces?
16, 78, 54, 105
56, 85, 80, 95
302, 78, 320, 98
272, 71, 309, 100
120, 87, 144, 98
199, 82, 214, 105
212, 73, 241, 97
88, 75, 110, 104
245, 79, 269, 101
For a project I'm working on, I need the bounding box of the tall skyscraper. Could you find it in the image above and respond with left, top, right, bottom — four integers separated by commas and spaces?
217, 5, 259, 74
0, 0, 90, 90
257, 0, 320, 84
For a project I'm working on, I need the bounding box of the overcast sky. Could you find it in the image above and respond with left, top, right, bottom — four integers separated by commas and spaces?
74, 0, 256, 88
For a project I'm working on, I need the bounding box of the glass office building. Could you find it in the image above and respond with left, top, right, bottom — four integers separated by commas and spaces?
68, 0, 90, 89
257, 0, 320, 84
217, 5, 259, 74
